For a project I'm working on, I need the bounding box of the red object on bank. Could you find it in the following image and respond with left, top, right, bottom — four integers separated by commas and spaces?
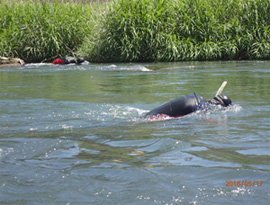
52, 59, 65, 64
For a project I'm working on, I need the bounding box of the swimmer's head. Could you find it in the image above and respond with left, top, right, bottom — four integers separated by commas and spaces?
213, 95, 232, 107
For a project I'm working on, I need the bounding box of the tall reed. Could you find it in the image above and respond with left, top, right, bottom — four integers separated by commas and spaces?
0, 0, 104, 62
1, 0, 269, 62
81, 0, 270, 62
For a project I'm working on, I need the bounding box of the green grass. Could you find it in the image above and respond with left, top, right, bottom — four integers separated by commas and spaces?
0, 0, 107, 62
1, 0, 269, 63
81, 0, 270, 62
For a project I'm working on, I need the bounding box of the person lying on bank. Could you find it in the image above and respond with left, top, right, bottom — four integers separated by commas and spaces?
144, 93, 232, 119
52, 56, 85, 65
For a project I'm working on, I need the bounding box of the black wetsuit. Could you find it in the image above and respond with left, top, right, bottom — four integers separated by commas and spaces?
145, 93, 209, 118
52, 56, 84, 65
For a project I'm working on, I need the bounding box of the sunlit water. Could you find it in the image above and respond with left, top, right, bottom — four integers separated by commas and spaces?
0, 61, 269, 204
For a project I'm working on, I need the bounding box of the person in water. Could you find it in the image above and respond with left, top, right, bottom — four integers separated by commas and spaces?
144, 93, 232, 118
52, 56, 85, 65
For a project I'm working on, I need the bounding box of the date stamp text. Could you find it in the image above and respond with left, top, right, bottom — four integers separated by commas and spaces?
226, 180, 263, 187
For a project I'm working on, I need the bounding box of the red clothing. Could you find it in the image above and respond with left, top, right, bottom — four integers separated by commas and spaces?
52, 59, 65, 64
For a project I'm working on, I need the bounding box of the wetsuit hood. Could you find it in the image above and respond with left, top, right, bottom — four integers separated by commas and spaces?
212, 95, 232, 106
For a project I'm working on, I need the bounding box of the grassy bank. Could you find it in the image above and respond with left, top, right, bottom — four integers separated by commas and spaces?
82, 0, 270, 62
0, 0, 107, 62
1, 0, 269, 63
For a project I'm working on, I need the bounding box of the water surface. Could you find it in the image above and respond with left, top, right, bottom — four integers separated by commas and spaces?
0, 61, 269, 204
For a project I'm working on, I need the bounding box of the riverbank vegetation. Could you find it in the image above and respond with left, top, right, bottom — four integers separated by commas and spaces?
0, 0, 106, 62
0, 0, 269, 63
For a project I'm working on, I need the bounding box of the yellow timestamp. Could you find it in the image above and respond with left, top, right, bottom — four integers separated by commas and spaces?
226, 180, 264, 187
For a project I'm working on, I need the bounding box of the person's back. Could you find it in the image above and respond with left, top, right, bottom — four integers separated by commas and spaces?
52, 56, 84, 65
144, 93, 231, 118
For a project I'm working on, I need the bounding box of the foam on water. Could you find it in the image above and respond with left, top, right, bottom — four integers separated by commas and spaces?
20, 62, 151, 72
95, 64, 151, 72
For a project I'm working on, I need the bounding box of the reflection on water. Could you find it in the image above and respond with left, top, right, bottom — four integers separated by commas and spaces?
0, 61, 269, 204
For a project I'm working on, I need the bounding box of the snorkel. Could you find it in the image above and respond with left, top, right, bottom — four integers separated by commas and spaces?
215, 81, 227, 96
209, 81, 232, 106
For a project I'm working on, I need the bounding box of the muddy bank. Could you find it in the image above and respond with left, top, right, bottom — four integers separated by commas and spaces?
0, 57, 25, 67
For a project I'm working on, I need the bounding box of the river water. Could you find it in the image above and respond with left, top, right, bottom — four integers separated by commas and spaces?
0, 61, 269, 204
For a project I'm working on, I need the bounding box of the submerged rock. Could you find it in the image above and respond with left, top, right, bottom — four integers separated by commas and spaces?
0, 57, 25, 67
